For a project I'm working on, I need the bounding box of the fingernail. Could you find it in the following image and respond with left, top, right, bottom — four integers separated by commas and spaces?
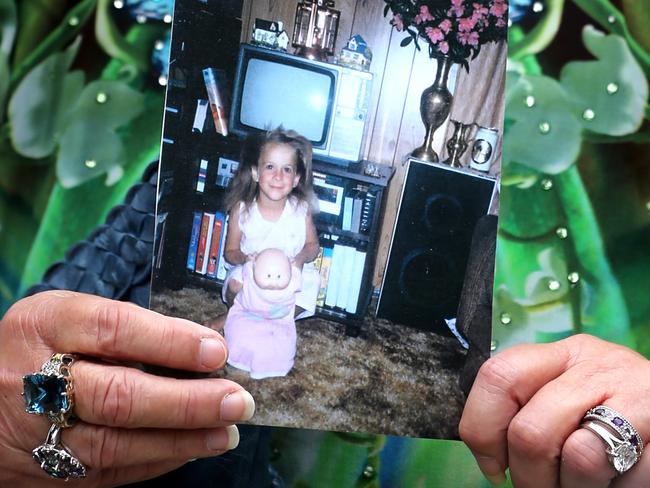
220, 390, 255, 422
485, 472, 507, 487
200, 337, 227, 369
207, 425, 240, 451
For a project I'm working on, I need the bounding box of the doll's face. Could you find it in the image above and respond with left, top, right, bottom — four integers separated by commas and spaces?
253, 248, 291, 290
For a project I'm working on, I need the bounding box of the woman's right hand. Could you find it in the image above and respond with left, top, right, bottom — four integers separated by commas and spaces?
0, 291, 255, 487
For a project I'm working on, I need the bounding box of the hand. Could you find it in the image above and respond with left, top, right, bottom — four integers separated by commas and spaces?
0, 291, 256, 487
246, 252, 258, 263
459, 334, 650, 487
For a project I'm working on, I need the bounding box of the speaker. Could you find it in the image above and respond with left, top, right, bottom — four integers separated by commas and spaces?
377, 160, 496, 335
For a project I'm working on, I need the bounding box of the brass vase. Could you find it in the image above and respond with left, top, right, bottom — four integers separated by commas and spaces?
446, 120, 476, 168
411, 56, 454, 162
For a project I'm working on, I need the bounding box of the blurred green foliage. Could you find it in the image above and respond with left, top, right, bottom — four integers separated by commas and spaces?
0, 0, 166, 309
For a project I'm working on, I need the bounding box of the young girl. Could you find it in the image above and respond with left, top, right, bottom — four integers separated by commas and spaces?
217, 128, 321, 377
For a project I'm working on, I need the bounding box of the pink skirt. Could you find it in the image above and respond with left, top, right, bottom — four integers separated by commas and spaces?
224, 302, 297, 379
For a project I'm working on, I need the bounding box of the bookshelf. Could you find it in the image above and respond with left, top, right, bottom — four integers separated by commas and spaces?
157, 148, 393, 334
152, 0, 394, 333
311, 159, 392, 334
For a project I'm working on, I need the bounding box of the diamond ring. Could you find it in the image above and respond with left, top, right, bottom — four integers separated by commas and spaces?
33, 423, 87, 480
23, 353, 78, 427
582, 405, 644, 475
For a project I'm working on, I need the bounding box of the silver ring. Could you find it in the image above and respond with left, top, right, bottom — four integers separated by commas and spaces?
33, 423, 87, 480
582, 405, 644, 474
22, 353, 78, 427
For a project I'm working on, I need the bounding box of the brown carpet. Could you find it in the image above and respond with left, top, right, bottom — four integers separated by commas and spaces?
150, 286, 467, 439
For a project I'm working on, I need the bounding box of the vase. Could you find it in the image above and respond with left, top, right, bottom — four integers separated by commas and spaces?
411, 56, 454, 163
446, 120, 475, 168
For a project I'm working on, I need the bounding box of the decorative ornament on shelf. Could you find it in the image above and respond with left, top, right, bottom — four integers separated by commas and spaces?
252, 19, 290, 51
336, 35, 373, 71
384, 0, 507, 162
292, 0, 341, 62
445, 120, 476, 167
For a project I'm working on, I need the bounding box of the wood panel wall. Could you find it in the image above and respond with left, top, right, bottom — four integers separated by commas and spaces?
240, 0, 506, 287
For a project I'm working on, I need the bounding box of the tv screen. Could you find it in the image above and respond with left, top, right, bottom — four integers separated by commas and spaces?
239, 57, 335, 145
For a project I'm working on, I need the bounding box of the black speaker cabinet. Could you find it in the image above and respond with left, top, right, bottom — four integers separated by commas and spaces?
377, 159, 496, 335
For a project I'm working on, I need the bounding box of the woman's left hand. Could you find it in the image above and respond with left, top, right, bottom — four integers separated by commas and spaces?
459, 334, 650, 487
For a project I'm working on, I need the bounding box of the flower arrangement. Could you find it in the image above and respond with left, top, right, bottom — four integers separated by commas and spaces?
384, 0, 508, 70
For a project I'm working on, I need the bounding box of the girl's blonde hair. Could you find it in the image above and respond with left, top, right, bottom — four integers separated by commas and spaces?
224, 127, 314, 214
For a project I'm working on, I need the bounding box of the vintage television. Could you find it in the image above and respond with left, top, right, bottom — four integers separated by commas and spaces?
229, 43, 373, 165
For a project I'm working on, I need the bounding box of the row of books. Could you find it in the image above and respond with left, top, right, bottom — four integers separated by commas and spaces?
314, 238, 367, 315
340, 186, 378, 234
185, 214, 368, 316
186, 211, 229, 280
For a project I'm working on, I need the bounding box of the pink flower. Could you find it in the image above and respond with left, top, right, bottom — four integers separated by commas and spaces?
415, 5, 434, 24
438, 19, 452, 34
473, 3, 489, 17
471, 3, 488, 23
490, 0, 508, 17
448, 0, 465, 17
458, 16, 477, 32
425, 26, 445, 43
438, 41, 450, 54
391, 13, 404, 31
457, 30, 479, 46
495, 17, 506, 28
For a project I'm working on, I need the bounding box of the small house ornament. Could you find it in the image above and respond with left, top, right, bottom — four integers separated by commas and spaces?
337, 34, 372, 71
252, 19, 290, 51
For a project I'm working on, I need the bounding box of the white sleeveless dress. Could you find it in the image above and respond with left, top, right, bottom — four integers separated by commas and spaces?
222, 197, 319, 317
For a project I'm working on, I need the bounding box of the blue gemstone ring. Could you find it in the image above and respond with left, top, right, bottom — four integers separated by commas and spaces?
582, 405, 644, 475
23, 353, 78, 427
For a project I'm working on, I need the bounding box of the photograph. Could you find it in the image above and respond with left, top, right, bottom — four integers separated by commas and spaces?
150, 0, 507, 439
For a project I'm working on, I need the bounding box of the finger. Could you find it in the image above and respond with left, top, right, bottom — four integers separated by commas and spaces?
459, 340, 571, 482
66, 423, 239, 469
74, 361, 255, 427
505, 363, 606, 488
560, 428, 614, 488
22, 291, 227, 371
506, 351, 647, 488
612, 449, 650, 487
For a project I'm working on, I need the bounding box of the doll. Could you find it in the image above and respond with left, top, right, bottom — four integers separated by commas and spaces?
224, 248, 301, 379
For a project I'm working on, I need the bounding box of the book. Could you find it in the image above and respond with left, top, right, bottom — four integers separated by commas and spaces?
195, 212, 215, 275
351, 190, 363, 233
316, 246, 333, 307
192, 98, 208, 133
202, 68, 229, 136
324, 242, 344, 308
360, 188, 378, 233
345, 248, 367, 314
186, 211, 202, 270
206, 212, 225, 278
216, 216, 229, 281
312, 246, 325, 273
196, 159, 208, 192
335, 245, 356, 310
342, 195, 354, 231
